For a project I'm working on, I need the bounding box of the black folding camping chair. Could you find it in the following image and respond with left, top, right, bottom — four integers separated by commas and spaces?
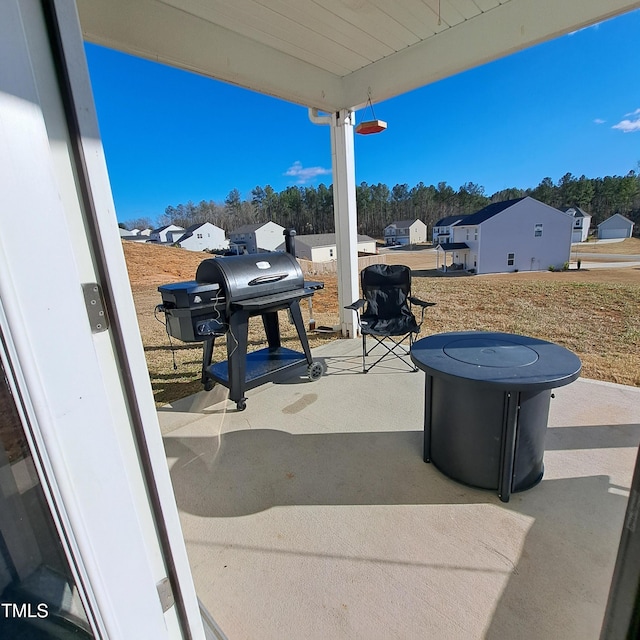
345, 263, 435, 373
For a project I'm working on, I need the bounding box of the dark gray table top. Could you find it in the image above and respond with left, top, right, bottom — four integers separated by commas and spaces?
411, 331, 582, 390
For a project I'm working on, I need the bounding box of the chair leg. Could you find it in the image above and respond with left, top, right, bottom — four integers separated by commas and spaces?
362, 333, 418, 373
409, 333, 418, 371
362, 332, 367, 373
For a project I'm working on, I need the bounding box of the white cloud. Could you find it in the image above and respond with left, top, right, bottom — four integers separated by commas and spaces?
284, 161, 331, 185
612, 108, 640, 133
593, 118, 606, 124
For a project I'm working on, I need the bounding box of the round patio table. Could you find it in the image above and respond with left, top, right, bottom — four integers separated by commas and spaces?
410, 331, 581, 502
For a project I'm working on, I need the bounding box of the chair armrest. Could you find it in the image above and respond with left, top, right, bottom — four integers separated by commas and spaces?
344, 299, 366, 311
409, 297, 436, 308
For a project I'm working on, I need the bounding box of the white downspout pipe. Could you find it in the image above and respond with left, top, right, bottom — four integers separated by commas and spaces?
308, 107, 332, 126
308, 108, 359, 338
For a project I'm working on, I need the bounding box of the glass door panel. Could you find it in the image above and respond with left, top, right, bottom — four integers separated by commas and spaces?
0, 359, 93, 639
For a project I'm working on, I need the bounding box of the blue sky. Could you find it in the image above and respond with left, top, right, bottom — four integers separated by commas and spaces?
85, 9, 640, 224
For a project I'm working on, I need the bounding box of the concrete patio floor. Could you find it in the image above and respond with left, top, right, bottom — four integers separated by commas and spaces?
159, 338, 640, 640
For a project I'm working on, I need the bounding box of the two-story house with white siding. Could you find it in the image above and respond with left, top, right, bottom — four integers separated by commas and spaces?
383, 219, 427, 246
565, 206, 592, 242
437, 197, 573, 274
148, 223, 185, 243
228, 221, 285, 253
173, 222, 228, 252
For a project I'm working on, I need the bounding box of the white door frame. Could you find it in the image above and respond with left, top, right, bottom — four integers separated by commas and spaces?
0, 1, 206, 637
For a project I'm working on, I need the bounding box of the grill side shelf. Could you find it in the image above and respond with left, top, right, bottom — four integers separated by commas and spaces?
230, 288, 315, 311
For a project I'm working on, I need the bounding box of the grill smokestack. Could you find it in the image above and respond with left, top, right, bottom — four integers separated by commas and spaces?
284, 228, 296, 257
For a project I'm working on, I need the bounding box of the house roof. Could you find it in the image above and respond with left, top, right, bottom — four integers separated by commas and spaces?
292, 233, 375, 248
437, 242, 469, 251
434, 215, 468, 227
77, 1, 635, 113
457, 198, 527, 226
597, 213, 635, 227
230, 222, 284, 234
184, 222, 212, 232
152, 224, 183, 233
230, 223, 263, 234
564, 206, 591, 218
386, 219, 423, 228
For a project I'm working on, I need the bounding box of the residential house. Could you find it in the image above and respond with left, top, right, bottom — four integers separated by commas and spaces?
432, 215, 467, 244
174, 222, 228, 252
119, 227, 149, 242
228, 221, 285, 253
276, 233, 377, 262
149, 223, 185, 243
120, 233, 149, 243
383, 219, 427, 246
437, 197, 573, 274
565, 207, 592, 242
597, 214, 635, 240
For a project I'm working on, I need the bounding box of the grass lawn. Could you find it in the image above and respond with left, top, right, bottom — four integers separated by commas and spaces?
124, 242, 640, 406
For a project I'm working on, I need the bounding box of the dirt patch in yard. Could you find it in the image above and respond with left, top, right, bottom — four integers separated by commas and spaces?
122, 241, 640, 405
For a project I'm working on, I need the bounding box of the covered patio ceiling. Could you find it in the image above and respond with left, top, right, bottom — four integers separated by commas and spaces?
77, 0, 640, 112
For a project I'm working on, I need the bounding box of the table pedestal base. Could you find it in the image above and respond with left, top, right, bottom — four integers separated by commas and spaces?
423, 375, 552, 502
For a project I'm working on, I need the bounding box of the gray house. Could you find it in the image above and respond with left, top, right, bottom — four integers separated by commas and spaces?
438, 197, 573, 274
597, 214, 635, 240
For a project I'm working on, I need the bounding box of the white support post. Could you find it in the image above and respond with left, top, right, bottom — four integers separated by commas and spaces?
330, 109, 359, 338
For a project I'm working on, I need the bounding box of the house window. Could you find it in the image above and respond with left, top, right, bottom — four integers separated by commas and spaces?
474, 229, 478, 241
329, 248, 334, 258
197, 233, 203, 238
507, 253, 515, 266
534, 223, 543, 237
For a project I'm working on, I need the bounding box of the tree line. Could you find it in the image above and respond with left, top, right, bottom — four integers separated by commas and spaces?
122, 170, 640, 239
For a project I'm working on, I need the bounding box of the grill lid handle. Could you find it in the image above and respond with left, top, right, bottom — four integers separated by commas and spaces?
247, 273, 289, 286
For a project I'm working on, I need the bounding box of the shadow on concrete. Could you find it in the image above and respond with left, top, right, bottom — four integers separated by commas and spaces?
164, 426, 632, 517
546, 424, 640, 450
166, 426, 630, 637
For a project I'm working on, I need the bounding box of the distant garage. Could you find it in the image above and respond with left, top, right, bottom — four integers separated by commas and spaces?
277, 233, 377, 262
598, 214, 635, 239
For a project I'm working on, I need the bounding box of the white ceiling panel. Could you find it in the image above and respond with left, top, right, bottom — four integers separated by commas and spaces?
448, 0, 483, 20
77, 0, 640, 111
316, 0, 423, 50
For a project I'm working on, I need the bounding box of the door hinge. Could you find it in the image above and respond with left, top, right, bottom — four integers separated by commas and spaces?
82, 283, 109, 333
156, 577, 175, 613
